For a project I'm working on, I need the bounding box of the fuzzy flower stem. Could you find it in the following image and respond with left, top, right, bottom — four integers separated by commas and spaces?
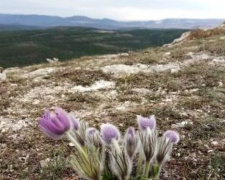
66, 132, 88, 159
152, 163, 160, 180
143, 160, 151, 179
137, 154, 143, 176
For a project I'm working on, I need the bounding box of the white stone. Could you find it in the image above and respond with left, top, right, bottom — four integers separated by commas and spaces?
71, 80, 115, 92
0, 72, 6, 81
23, 67, 55, 78
40, 158, 51, 168
163, 52, 171, 57
69, 143, 75, 147
211, 141, 219, 146
212, 57, 225, 65
208, 150, 213, 153
186, 52, 194, 59
132, 88, 151, 95
172, 120, 193, 128
150, 63, 181, 72
218, 82, 223, 87
102, 64, 144, 76
0, 119, 28, 133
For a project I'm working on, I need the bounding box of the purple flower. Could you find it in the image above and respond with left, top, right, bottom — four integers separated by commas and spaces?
86, 127, 97, 137
86, 127, 103, 148
139, 130, 158, 161
127, 127, 136, 138
69, 113, 80, 130
100, 123, 120, 144
125, 127, 138, 158
164, 130, 180, 144
137, 115, 156, 131
156, 136, 173, 165
39, 107, 71, 139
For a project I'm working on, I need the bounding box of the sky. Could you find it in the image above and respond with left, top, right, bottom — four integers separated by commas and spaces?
0, 0, 224, 21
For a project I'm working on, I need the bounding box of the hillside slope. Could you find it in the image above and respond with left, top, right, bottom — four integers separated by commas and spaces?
0, 27, 187, 68
0, 24, 225, 179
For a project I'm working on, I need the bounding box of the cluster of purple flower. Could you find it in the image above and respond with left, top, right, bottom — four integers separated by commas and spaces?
39, 107, 179, 180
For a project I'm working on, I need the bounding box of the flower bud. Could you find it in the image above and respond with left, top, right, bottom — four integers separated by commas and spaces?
100, 123, 120, 144
125, 127, 138, 158
137, 115, 156, 131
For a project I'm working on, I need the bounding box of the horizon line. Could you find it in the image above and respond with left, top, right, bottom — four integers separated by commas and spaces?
0, 13, 224, 22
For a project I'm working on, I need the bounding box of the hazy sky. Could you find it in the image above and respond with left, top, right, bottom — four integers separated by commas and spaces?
0, 0, 224, 20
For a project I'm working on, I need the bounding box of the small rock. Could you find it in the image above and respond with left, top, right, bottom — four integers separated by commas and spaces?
204, 144, 210, 149
211, 141, 219, 146
69, 143, 75, 147
186, 52, 194, 59
71, 80, 115, 92
172, 120, 193, 128
208, 150, 213, 153
32, 99, 40, 105
40, 158, 51, 168
218, 82, 223, 87
163, 52, 171, 57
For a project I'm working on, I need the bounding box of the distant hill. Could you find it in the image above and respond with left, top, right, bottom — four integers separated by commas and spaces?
0, 27, 187, 68
0, 24, 43, 31
0, 14, 224, 30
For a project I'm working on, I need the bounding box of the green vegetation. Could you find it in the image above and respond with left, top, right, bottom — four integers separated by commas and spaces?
0, 27, 187, 68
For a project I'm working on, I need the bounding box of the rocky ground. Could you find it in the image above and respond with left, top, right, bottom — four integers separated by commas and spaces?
1, 24, 225, 180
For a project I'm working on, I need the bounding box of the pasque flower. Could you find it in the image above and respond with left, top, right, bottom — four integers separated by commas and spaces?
39, 111, 181, 180
164, 130, 180, 144
69, 113, 80, 130
137, 115, 156, 131
100, 123, 120, 144
86, 127, 103, 148
156, 131, 180, 165
125, 127, 138, 159
39, 107, 71, 139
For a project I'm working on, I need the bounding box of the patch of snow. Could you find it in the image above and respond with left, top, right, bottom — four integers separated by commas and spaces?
71, 80, 115, 92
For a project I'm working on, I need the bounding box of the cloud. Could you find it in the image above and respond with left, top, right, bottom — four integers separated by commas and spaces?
0, 0, 224, 20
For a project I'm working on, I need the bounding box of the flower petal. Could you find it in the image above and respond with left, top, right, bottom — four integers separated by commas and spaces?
55, 107, 71, 131
100, 123, 120, 144
137, 115, 156, 131
69, 113, 80, 130
164, 130, 180, 144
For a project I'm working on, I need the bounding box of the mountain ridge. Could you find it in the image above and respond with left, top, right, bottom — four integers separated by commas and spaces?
0, 13, 224, 29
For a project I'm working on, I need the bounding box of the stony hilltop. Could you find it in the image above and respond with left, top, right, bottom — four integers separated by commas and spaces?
1, 24, 225, 179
